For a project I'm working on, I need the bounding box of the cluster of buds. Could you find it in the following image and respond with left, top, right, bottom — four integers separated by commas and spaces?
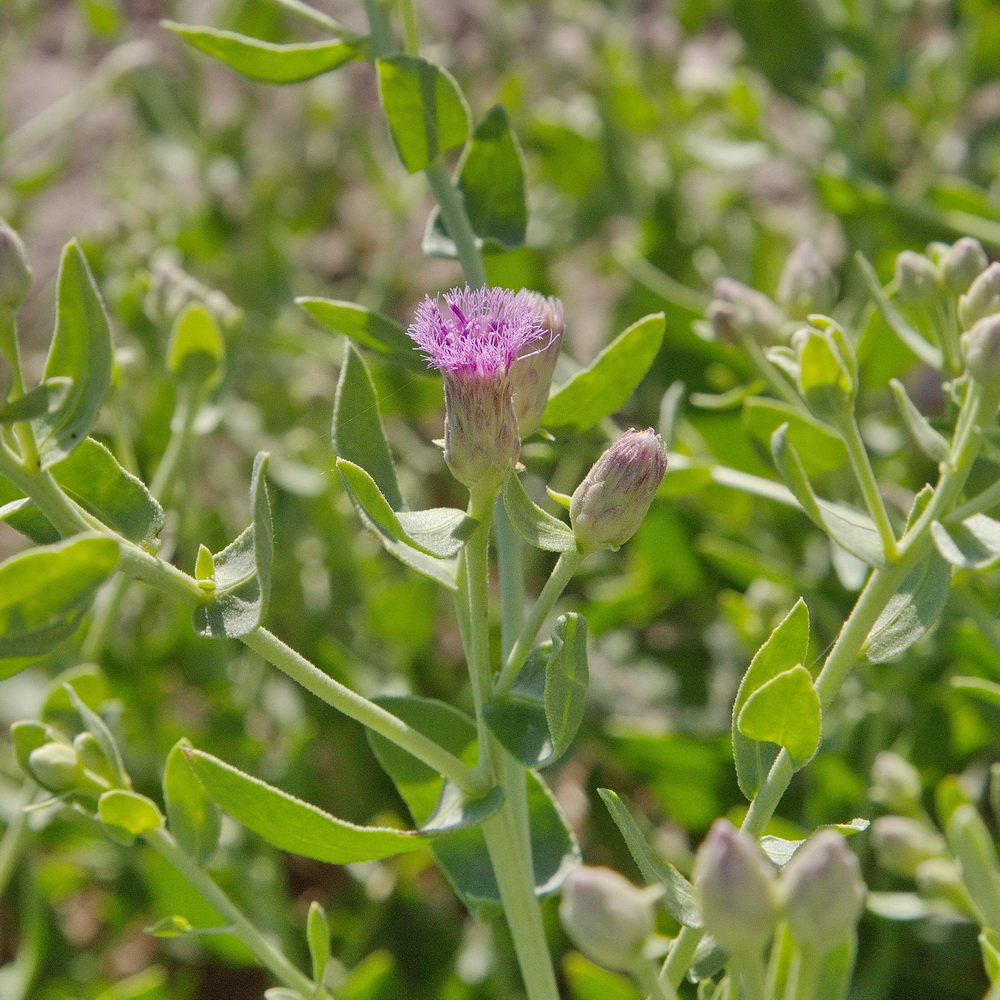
406, 286, 563, 499
694, 819, 865, 958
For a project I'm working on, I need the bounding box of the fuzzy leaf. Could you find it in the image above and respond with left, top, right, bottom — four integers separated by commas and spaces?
931, 514, 1000, 570
501, 469, 577, 552
164, 739, 221, 865
737, 665, 821, 768
889, 379, 950, 462
545, 613, 589, 761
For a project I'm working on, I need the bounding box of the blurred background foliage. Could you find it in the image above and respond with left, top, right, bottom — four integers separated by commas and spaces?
3, 0, 1000, 997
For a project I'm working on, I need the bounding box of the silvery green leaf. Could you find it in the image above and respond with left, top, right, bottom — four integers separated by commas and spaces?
501, 469, 576, 552
931, 514, 1000, 570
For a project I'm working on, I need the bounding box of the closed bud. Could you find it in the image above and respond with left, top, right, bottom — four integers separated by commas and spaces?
0, 219, 31, 311
509, 292, 564, 436
959, 262, 1000, 328
870, 816, 945, 878
707, 278, 785, 346
895, 251, 941, 307
570, 429, 667, 553
870, 751, 922, 816
940, 238, 989, 296
962, 314, 1000, 386
559, 866, 657, 972
776, 241, 838, 319
27, 742, 85, 794
694, 819, 779, 954
780, 832, 866, 952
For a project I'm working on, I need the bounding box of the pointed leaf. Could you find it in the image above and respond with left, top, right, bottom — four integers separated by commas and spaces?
502, 469, 577, 552
737, 665, 821, 768
307, 902, 331, 987
483, 645, 555, 768
0, 535, 119, 674
545, 613, 588, 761
66, 682, 129, 788
298, 298, 428, 374
542, 314, 665, 436
742, 397, 847, 477
32, 241, 113, 468
864, 552, 951, 662
771, 423, 884, 566
333, 345, 402, 510
164, 738, 221, 865
732, 599, 809, 799
184, 748, 424, 863
597, 788, 701, 928
0, 378, 72, 424
425, 104, 527, 256
932, 514, 1000, 570
194, 452, 273, 638
889, 379, 949, 462
165, 22, 365, 83
376, 55, 470, 174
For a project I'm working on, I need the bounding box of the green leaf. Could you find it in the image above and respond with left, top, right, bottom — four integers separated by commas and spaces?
336, 459, 475, 558
164, 22, 365, 83
931, 514, 1000, 570
542, 314, 665, 436
0, 535, 119, 675
0, 479, 58, 545
864, 552, 951, 662
10, 720, 61, 776
297, 298, 429, 374
597, 788, 701, 928
184, 748, 425, 863
333, 345, 402, 510
563, 953, 642, 1000
737, 665, 821, 768
32, 241, 113, 468
501, 469, 577, 552
54, 438, 164, 549
760, 819, 869, 868
98, 790, 163, 846
951, 676, 1000, 709
771, 424, 884, 566
545, 613, 588, 761
376, 55, 471, 174
166, 303, 224, 386
483, 645, 555, 768
731, 599, 809, 799
66, 682, 129, 788
0, 378, 72, 424
889, 379, 950, 462
194, 452, 273, 638
742, 397, 847, 477
307, 901, 330, 987
425, 104, 528, 256
164, 739, 221, 865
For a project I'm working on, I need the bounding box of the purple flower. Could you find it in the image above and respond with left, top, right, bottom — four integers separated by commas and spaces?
407, 287, 547, 498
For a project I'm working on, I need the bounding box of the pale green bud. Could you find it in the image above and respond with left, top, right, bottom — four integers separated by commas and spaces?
780, 832, 866, 952
559, 866, 657, 972
793, 326, 855, 420
870, 751, 922, 816
509, 293, 564, 437
570, 429, 667, 553
870, 815, 945, 878
959, 263, 1000, 328
776, 241, 837, 319
0, 219, 31, 311
895, 251, 941, 307
707, 278, 785, 346
962, 314, 1000, 386
27, 742, 85, 794
694, 819, 779, 954
940, 238, 989, 296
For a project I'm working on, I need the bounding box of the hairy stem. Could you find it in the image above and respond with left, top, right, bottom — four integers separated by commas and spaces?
425, 162, 488, 289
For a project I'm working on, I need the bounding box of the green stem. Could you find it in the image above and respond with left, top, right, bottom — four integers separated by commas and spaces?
397, 0, 420, 54
0, 785, 34, 902
630, 953, 676, 1000
836, 413, 898, 562
144, 827, 319, 997
784, 948, 821, 1000
494, 550, 583, 699
494, 498, 525, 660
731, 949, 767, 1000
424, 162, 488, 289
360, 0, 394, 58
150, 382, 198, 502
661, 925, 702, 990
240, 628, 487, 796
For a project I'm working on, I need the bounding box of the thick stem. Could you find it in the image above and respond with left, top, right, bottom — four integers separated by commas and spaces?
495, 550, 583, 698
424, 162, 488, 289
241, 628, 487, 796
144, 827, 320, 997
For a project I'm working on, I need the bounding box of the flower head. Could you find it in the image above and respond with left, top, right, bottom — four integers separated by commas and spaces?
407, 286, 545, 498
509, 292, 564, 436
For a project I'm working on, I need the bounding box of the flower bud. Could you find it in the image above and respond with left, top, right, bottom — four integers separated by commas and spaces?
895, 251, 941, 307
570, 429, 667, 553
776, 241, 838, 319
794, 326, 855, 420
694, 819, 779, 954
707, 278, 785, 346
940, 238, 989, 296
870, 751, 922, 816
959, 263, 1000, 328
780, 832, 865, 952
559, 865, 656, 972
27, 742, 86, 794
870, 816, 945, 878
962, 314, 1000, 386
0, 219, 31, 312
508, 292, 564, 436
